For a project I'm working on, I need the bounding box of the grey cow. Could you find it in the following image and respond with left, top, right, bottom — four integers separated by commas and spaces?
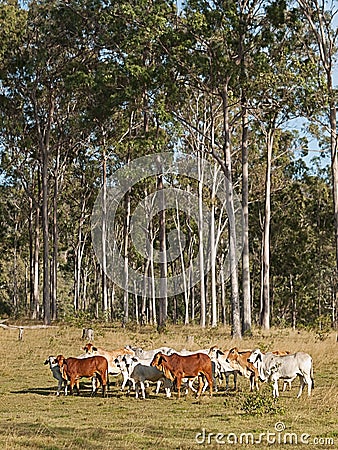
44, 356, 67, 395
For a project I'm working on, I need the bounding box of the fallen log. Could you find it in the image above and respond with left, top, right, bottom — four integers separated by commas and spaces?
0, 323, 57, 340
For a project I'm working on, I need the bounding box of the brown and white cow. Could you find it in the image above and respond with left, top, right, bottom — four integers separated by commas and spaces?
151, 352, 213, 399
56, 354, 108, 397
226, 347, 260, 391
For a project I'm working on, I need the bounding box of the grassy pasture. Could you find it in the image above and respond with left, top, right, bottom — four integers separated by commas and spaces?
0, 324, 337, 449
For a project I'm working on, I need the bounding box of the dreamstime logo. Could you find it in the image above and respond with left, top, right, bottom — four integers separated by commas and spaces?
195, 423, 335, 446
91, 152, 244, 297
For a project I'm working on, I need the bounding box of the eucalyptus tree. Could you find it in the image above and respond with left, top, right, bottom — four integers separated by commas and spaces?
0, 0, 104, 323
297, 0, 338, 318
247, 0, 319, 329
171, 0, 247, 336
90, 0, 178, 327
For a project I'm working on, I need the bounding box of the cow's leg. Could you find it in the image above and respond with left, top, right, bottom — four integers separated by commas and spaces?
272, 378, 279, 398
196, 375, 204, 398
121, 372, 129, 391
102, 381, 107, 398
255, 375, 259, 391
63, 379, 68, 396
75, 379, 80, 395
297, 376, 305, 398
57, 379, 62, 396
201, 376, 209, 394
250, 373, 254, 391
204, 372, 213, 397
233, 372, 237, 390
165, 387, 171, 398
303, 373, 312, 397
176, 376, 182, 399
91, 375, 97, 396
225, 373, 229, 390
69, 378, 74, 396
140, 381, 146, 399
163, 378, 172, 397
155, 380, 161, 394
135, 383, 139, 399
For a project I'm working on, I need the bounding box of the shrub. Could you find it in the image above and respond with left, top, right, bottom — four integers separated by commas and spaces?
240, 391, 284, 416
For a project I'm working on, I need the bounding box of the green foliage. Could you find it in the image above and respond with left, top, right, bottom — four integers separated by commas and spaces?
241, 390, 285, 416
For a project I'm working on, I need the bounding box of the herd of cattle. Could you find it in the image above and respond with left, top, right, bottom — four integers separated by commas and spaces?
44, 342, 314, 400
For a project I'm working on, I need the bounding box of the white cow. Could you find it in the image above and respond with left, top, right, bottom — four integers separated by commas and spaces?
248, 349, 314, 398
116, 354, 172, 399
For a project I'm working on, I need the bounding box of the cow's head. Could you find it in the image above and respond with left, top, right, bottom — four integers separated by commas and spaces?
83, 343, 97, 353
247, 349, 262, 364
150, 352, 164, 368
151, 352, 175, 381
55, 355, 68, 380
226, 347, 239, 362
44, 356, 58, 367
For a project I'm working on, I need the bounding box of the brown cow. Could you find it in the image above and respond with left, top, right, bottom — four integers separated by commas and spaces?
151, 352, 213, 399
226, 347, 259, 391
56, 355, 108, 397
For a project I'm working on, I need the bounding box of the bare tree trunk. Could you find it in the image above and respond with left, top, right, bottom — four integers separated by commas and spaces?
220, 260, 226, 325
241, 100, 251, 334
198, 154, 206, 328
33, 203, 40, 319
157, 171, 167, 330
174, 199, 189, 324
260, 130, 273, 330
221, 84, 241, 339
298, 0, 338, 329
101, 146, 108, 319
29, 193, 40, 319
210, 164, 218, 327
51, 148, 60, 321
123, 188, 131, 324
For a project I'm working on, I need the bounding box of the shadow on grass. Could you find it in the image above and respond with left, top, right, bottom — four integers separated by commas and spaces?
11, 382, 104, 397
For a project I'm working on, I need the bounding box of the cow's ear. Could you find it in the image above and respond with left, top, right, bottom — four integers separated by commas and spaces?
160, 355, 167, 363
92, 346, 98, 351
217, 350, 224, 356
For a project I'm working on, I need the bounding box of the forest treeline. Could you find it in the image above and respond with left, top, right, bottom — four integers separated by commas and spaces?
0, 0, 338, 336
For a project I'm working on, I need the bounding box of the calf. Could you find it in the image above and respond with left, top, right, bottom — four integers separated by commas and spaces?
115, 354, 172, 399
248, 349, 314, 398
56, 355, 108, 397
151, 352, 213, 399
226, 347, 259, 391
44, 356, 67, 396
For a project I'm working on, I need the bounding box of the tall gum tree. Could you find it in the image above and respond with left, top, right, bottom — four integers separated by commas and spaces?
297, 0, 338, 325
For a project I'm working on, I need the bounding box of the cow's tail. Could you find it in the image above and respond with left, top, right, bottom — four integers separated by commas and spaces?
106, 369, 109, 391
311, 365, 314, 390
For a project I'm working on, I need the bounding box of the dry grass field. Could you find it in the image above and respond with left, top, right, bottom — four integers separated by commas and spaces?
0, 323, 337, 449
